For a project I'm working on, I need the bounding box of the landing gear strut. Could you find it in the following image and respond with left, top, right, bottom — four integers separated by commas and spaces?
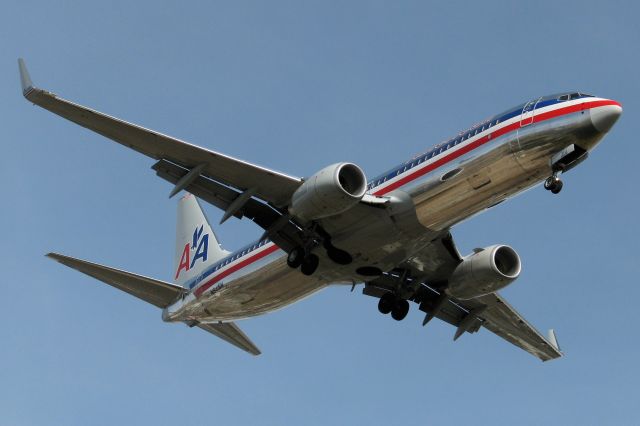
544, 174, 563, 194
323, 238, 352, 265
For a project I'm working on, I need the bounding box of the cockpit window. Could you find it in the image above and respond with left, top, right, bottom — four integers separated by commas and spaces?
579, 92, 595, 98
558, 94, 569, 101
569, 92, 581, 100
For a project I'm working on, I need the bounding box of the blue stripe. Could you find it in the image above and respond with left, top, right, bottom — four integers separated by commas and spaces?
367, 93, 591, 189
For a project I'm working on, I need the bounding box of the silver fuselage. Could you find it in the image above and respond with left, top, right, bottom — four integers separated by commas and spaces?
163, 96, 619, 323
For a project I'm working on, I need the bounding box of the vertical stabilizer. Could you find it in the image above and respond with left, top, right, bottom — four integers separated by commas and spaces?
174, 194, 229, 287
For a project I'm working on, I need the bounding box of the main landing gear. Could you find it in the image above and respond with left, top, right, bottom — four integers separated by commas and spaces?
286, 247, 319, 276
377, 292, 410, 321
544, 174, 563, 194
286, 233, 353, 276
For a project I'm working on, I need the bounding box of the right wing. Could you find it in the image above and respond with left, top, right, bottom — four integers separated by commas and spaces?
364, 235, 562, 362
18, 59, 302, 208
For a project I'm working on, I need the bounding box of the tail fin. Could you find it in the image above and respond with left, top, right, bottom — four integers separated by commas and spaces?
174, 193, 229, 287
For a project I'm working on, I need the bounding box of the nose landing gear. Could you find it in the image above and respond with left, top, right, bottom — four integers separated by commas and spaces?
544, 174, 563, 194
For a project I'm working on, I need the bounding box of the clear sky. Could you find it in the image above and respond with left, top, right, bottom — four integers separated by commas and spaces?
1, 1, 638, 425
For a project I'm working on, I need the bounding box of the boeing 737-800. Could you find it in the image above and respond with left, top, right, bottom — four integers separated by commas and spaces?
19, 59, 622, 360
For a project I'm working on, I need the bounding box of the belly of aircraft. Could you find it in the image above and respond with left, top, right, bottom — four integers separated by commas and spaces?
409, 111, 604, 231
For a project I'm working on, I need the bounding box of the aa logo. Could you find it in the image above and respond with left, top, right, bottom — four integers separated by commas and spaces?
175, 225, 209, 279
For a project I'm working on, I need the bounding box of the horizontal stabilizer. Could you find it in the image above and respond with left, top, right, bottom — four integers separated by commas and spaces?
197, 322, 261, 356
47, 253, 186, 308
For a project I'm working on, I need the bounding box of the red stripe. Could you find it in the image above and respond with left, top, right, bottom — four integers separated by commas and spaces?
373, 99, 620, 196
193, 99, 620, 298
194, 244, 280, 297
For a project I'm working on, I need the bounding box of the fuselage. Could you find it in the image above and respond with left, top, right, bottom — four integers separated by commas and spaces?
163, 93, 621, 323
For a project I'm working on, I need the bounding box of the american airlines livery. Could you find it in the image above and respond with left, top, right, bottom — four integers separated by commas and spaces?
19, 59, 622, 361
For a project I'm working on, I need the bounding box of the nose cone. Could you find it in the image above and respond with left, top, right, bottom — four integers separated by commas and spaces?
591, 101, 622, 133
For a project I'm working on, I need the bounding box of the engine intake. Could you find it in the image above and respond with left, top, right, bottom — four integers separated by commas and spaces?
289, 163, 367, 222
447, 245, 521, 300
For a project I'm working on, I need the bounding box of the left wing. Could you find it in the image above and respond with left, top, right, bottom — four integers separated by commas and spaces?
18, 59, 301, 208
364, 235, 562, 361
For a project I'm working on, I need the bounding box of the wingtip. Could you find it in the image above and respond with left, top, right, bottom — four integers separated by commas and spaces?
547, 328, 562, 352
45, 252, 63, 261
18, 58, 34, 96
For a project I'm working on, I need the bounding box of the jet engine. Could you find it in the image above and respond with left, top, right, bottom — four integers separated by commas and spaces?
447, 245, 521, 300
289, 163, 367, 222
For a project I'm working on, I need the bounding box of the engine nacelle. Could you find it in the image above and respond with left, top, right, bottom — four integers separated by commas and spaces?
289, 163, 367, 222
447, 245, 521, 300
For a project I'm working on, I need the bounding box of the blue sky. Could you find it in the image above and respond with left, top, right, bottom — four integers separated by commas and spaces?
1, 1, 638, 425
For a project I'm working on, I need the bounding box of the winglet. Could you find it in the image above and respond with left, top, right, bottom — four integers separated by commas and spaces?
547, 329, 561, 352
18, 58, 34, 96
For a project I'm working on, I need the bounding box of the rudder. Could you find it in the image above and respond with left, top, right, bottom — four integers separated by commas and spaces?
174, 193, 229, 287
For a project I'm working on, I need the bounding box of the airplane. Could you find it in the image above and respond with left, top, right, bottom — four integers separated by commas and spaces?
18, 59, 622, 361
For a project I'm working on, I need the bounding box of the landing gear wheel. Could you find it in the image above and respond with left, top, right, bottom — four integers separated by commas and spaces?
544, 176, 563, 194
287, 247, 305, 268
300, 254, 319, 276
378, 293, 395, 314
327, 247, 353, 265
391, 299, 410, 321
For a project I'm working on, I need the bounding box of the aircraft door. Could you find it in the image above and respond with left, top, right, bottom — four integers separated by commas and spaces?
519, 97, 541, 127
512, 97, 542, 170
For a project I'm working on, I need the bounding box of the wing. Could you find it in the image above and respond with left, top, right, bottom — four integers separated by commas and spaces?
197, 322, 261, 356
364, 234, 562, 362
18, 59, 302, 208
461, 293, 562, 361
152, 159, 303, 252
47, 252, 185, 308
